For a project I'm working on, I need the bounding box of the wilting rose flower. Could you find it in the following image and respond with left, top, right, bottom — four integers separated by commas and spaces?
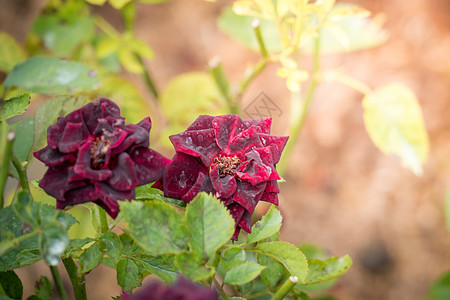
123, 277, 218, 300
34, 98, 170, 218
155, 115, 288, 240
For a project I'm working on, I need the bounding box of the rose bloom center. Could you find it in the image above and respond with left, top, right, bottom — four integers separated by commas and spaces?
211, 155, 241, 178
90, 133, 111, 169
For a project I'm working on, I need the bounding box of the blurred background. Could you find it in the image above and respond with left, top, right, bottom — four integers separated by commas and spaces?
1, 0, 450, 299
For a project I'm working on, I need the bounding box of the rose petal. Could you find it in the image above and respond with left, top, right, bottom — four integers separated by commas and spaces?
137, 117, 152, 132
129, 148, 171, 186
47, 109, 83, 149
34, 146, 76, 166
232, 181, 265, 214
260, 192, 279, 205
73, 142, 112, 181
81, 98, 121, 132
265, 180, 280, 193
244, 118, 272, 134
229, 125, 263, 156
112, 123, 150, 154
39, 166, 72, 200
108, 152, 139, 191
209, 165, 237, 199
93, 181, 135, 219
237, 210, 251, 233
58, 122, 88, 153
170, 128, 220, 166
62, 184, 98, 207
255, 134, 288, 164
212, 115, 248, 154
183, 172, 214, 202
186, 115, 215, 131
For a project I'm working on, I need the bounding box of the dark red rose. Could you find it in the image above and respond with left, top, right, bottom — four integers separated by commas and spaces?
155, 115, 288, 240
34, 98, 170, 218
122, 277, 218, 300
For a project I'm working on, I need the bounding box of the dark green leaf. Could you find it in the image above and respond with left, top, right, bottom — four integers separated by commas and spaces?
64, 238, 95, 258
223, 262, 266, 285
186, 193, 235, 260
120, 201, 188, 255
174, 251, 215, 281
117, 258, 141, 292
79, 242, 103, 273
305, 255, 352, 285
0, 270, 22, 299
4, 57, 100, 95
218, 7, 282, 53
258, 253, 285, 289
220, 246, 246, 271
16, 249, 41, 268
33, 95, 91, 150
424, 271, 450, 300
254, 241, 308, 283
135, 184, 186, 208
39, 222, 69, 266
138, 253, 178, 283
100, 232, 122, 265
12, 117, 34, 163
0, 94, 30, 121
247, 205, 282, 244
34, 276, 52, 300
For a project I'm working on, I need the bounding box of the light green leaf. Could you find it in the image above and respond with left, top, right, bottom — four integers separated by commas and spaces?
305, 255, 352, 285
33, 95, 91, 151
118, 48, 143, 73
12, 117, 34, 163
186, 193, 235, 260
110, 0, 133, 9
257, 253, 285, 289
0, 94, 30, 121
424, 271, 450, 300
85, 0, 107, 5
221, 246, 247, 271
362, 83, 429, 175
223, 262, 266, 285
254, 241, 308, 283
117, 258, 141, 292
39, 222, 69, 266
138, 254, 178, 283
96, 37, 120, 58
246, 205, 282, 244
0, 33, 27, 72
135, 184, 186, 208
4, 57, 100, 95
218, 7, 282, 53
100, 232, 122, 265
175, 251, 215, 281
120, 201, 188, 255
79, 242, 103, 273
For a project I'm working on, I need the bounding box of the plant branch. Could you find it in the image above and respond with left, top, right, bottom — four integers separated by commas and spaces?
50, 265, 68, 300
0, 131, 14, 208
252, 19, 268, 59
209, 57, 236, 114
63, 257, 87, 300
213, 276, 229, 300
278, 30, 321, 175
322, 70, 372, 95
136, 54, 159, 101
271, 276, 298, 300
11, 154, 30, 193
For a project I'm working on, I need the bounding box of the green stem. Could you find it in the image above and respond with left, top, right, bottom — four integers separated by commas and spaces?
94, 16, 119, 38
50, 265, 68, 300
271, 276, 298, 300
136, 54, 159, 101
278, 30, 321, 175
0, 131, 14, 208
63, 257, 87, 300
252, 19, 268, 59
209, 57, 236, 114
247, 289, 271, 299
322, 70, 372, 95
238, 60, 268, 97
213, 276, 229, 300
98, 206, 109, 234
11, 155, 29, 193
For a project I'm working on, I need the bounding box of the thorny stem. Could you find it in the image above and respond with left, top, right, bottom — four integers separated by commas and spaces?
0, 131, 14, 208
271, 276, 298, 300
63, 257, 87, 300
50, 265, 69, 300
11, 154, 30, 193
278, 29, 322, 175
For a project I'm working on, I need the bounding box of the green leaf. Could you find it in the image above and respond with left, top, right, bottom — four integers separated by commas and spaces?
305, 255, 352, 285
446, 191, 450, 233
220, 246, 247, 271
0, 94, 30, 121
16, 249, 41, 268
85, 0, 107, 5
135, 184, 186, 208
33, 95, 91, 150
362, 83, 429, 175
0, 33, 27, 72
79, 242, 103, 273
34, 276, 52, 300
4, 57, 100, 95
223, 262, 266, 285
186, 193, 235, 260
110, 0, 133, 9
120, 201, 188, 255
174, 251, 215, 281
39, 222, 69, 266
138, 253, 178, 283
257, 253, 285, 289
100, 232, 122, 265
12, 117, 34, 163
116, 258, 141, 292
218, 7, 282, 53
0, 270, 22, 299
425, 271, 450, 300
247, 205, 282, 244
254, 241, 308, 283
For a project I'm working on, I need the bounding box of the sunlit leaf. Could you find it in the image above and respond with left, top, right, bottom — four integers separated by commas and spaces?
138, 253, 178, 283
85, 0, 107, 5
0, 94, 30, 121
79, 242, 103, 273
12, 117, 34, 163
0, 33, 27, 72
257, 253, 285, 289
305, 255, 352, 285
110, 0, 133, 9
362, 83, 429, 175
4, 57, 100, 95
247, 205, 282, 244
175, 251, 215, 281
224, 262, 266, 285
221, 246, 247, 271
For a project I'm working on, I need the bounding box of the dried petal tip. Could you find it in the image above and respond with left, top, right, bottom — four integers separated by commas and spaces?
157, 114, 288, 240
34, 98, 170, 218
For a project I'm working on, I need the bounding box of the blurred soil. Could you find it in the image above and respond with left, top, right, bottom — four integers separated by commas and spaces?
4, 0, 450, 299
